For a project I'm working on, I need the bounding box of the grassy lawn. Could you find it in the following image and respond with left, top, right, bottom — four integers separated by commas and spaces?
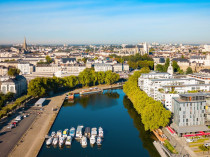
190, 138, 208, 144
189, 144, 203, 147
164, 140, 178, 154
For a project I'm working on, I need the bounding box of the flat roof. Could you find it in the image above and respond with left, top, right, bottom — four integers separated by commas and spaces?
151, 78, 196, 81
35, 98, 46, 105
162, 84, 210, 87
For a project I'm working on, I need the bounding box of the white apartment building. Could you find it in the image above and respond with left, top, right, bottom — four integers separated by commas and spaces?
138, 71, 210, 111
94, 63, 113, 72
18, 62, 33, 75
113, 63, 123, 72
35, 64, 61, 73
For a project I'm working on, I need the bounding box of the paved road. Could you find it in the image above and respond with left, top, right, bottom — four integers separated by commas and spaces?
0, 111, 37, 157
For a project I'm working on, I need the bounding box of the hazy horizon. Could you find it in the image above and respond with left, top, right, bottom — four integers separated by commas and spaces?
0, 0, 210, 44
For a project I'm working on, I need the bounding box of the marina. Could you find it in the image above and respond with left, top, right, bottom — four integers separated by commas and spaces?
45, 126, 104, 148
38, 89, 159, 157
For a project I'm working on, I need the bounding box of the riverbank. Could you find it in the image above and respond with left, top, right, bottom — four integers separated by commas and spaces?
9, 94, 65, 157
8, 83, 122, 157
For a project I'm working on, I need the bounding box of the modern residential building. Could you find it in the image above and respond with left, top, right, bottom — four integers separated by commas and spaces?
171, 93, 210, 136
138, 71, 210, 111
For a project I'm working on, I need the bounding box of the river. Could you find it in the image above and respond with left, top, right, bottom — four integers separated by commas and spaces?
38, 89, 160, 157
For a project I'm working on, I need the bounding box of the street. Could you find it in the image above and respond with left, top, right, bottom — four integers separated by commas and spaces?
0, 109, 37, 157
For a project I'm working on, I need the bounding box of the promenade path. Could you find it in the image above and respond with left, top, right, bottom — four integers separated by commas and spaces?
9, 94, 65, 157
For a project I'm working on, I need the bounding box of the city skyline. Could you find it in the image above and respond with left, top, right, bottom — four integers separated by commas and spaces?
0, 0, 210, 44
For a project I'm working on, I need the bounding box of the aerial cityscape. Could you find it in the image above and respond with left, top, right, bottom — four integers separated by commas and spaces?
0, 0, 210, 157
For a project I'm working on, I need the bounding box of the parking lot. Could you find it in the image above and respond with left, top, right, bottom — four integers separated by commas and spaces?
0, 108, 38, 157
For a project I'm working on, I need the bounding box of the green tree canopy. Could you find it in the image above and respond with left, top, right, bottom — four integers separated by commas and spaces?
45, 55, 53, 64
123, 68, 171, 131
8, 68, 20, 77
186, 67, 193, 74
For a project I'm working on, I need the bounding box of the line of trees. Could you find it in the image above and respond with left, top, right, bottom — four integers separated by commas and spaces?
109, 54, 154, 70
0, 95, 31, 119
123, 67, 171, 131
28, 69, 120, 97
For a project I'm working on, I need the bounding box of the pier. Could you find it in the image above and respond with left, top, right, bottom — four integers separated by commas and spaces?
72, 84, 123, 94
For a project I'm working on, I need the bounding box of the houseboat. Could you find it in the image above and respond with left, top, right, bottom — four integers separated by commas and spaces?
46, 137, 53, 146
65, 136, 72, 146
84, 127, 91, 138
63, 129, 69, 138
70, 127, 75, 137
98, 127, 104, 138
91, 127, 97, 136
81, 136, 87, 147
90, 135, 96, 145
80, 87, 102, 95
76, 125, 84, 139
97, 136, 102, 146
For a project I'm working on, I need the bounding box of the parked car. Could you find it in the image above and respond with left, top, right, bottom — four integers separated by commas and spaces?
15, 115, 23, 121
186, 139, 193, 143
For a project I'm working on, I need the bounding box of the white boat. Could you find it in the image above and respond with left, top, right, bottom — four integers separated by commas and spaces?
51, 131, 56, 137
59, 136, 64, 147
46, 137, 53, 146
52, 136, 58, 146
90, 135, 96, 145
57, 130, 62, 137
91, 127, 97, 136
97, 136, 102, 146
63, 129, 69, 138
81, 136, 87, 147
76, 125, 83, 139
70, 127, 75, 137
98, 127, 104, 138
65, 136, 72, 145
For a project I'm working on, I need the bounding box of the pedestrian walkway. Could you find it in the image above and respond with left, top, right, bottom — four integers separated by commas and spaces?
162, 127, 197, 157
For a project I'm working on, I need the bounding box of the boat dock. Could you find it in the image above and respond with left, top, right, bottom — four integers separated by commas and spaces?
72, 84, 123, 95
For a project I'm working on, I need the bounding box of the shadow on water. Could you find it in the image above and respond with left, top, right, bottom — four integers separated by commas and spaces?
63, 92, 119, 110
123, 96, 161, 157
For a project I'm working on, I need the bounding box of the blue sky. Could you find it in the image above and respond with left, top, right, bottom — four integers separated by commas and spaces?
0, 0, 210, 44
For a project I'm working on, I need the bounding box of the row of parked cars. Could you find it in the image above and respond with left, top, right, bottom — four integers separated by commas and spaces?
7, 114, 29, 129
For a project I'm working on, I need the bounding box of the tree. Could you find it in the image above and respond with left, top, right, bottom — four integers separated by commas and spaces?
172, 61, 180, 72
64, 76, 79, 88
139, 67, 150, 73
82, 58, 88, 63
156, 64, 165, 72
45, 55, 53, 64
27, 78, 46, 97
186, 67, 193, 74
8, 68, 20, 77
78, 69, 93, 86
105, 71, 120, 85
123, 68, 171, 131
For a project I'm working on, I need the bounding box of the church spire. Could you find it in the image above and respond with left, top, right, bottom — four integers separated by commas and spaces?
23, 36, 27, 51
